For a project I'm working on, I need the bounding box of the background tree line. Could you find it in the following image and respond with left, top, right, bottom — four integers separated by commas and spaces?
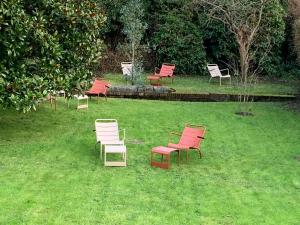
99, 0, 299, 77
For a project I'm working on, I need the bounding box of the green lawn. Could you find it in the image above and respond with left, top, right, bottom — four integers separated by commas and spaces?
104, 73, 299, 95
1, 99, 300, 225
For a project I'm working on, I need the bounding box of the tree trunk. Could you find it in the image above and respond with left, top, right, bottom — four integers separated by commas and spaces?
237, 41, 249, 85
236, 34, 251, 103
295, 19, 300, 65
289, 0, 300, 65
131, 42, 135, 85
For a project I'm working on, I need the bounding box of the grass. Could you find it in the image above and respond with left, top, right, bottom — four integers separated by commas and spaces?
104, 73, 299, 95
1, 98, 300, 225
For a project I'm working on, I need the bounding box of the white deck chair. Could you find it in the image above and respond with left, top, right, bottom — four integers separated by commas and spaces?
207, 64, 231, 86
95, 119, 126, 166
121, 62, 133, 78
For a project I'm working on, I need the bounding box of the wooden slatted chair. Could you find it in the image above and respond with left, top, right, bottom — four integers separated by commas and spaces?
95, 119, 126, 166
147, 63, 175, 85
168, 124, 206, 160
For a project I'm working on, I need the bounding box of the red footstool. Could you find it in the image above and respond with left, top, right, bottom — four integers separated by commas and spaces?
147, 75, 161, 86
150, 146, 179, 169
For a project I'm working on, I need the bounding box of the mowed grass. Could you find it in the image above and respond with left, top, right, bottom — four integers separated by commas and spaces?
104, 73, 299, 95
0, 98, 300, 225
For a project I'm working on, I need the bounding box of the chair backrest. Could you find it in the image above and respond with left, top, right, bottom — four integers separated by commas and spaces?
207, 64, 222, 77
179, 125, 206, 149
89, 80, 110, 94
158, 63, 175, 77
95, 119, 120, 143
121, 62, 133, 77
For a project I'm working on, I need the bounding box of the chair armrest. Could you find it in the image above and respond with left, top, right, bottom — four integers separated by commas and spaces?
170, 131, 181, 136
220, 68, 229, 75
154, 67, 160, 74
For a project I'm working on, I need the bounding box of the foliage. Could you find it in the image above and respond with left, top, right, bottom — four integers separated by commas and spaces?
201, 20, 238, 65
151, 4, 206, 75
0, 0, 105, 112
96, 0, 298, 78
97, 0, 127, 49
120, 0, 147, 85
254, 0, 286, 76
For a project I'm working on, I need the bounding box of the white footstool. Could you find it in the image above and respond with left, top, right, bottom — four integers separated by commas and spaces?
104, 144, 127, 167
74, 94, 88, 109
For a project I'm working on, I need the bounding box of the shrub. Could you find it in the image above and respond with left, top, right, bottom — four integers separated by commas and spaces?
0, 0, 105, 112
151, 8, 206, 75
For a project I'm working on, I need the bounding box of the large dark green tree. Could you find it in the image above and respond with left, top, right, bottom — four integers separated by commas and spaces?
0, 0, 105, 112
193, 0, 286, 79
150, 0, 206, 74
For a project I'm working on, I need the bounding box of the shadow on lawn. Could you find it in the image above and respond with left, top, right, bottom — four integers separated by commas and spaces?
0, 105, 71, 145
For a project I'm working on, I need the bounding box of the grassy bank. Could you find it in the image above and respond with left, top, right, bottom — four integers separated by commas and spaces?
0, 99, 299, 224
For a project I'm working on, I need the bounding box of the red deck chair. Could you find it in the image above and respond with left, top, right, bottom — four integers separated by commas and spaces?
85, 79, 111, 102
168, 124, 206, 160
147, 63, 175, 85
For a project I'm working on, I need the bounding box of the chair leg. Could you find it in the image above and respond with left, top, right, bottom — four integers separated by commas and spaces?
197, 148, 202, 158
124, 152, 126, 165
219, 77, 221, 86
209, 77, 212, 83
229, 77, 232, 85
100, 144, 103, 159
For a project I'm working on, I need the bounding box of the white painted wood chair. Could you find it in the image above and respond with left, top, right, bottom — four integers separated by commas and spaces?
207, 64, 231, 86
95, 119, 126, 167
121, 62, 133, 78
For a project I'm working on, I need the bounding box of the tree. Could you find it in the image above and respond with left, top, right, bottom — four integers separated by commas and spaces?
0, 0, 105, 112
192, 0, 285, 113
120, 0, 147, 85
289, 0, 300, 64
151, 4, 206, 74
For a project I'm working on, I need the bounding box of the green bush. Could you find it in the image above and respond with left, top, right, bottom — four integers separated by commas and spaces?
0, 0, 105, 112
254, 0, 286, 77
151, 9, 206, 75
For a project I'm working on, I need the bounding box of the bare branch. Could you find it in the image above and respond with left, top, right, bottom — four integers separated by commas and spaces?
246, 0, 268, 50
252, 37, 272, 76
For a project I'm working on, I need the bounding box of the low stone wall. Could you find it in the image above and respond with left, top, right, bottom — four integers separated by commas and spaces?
107, 86, 296, 102
108, 85, 176, 95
